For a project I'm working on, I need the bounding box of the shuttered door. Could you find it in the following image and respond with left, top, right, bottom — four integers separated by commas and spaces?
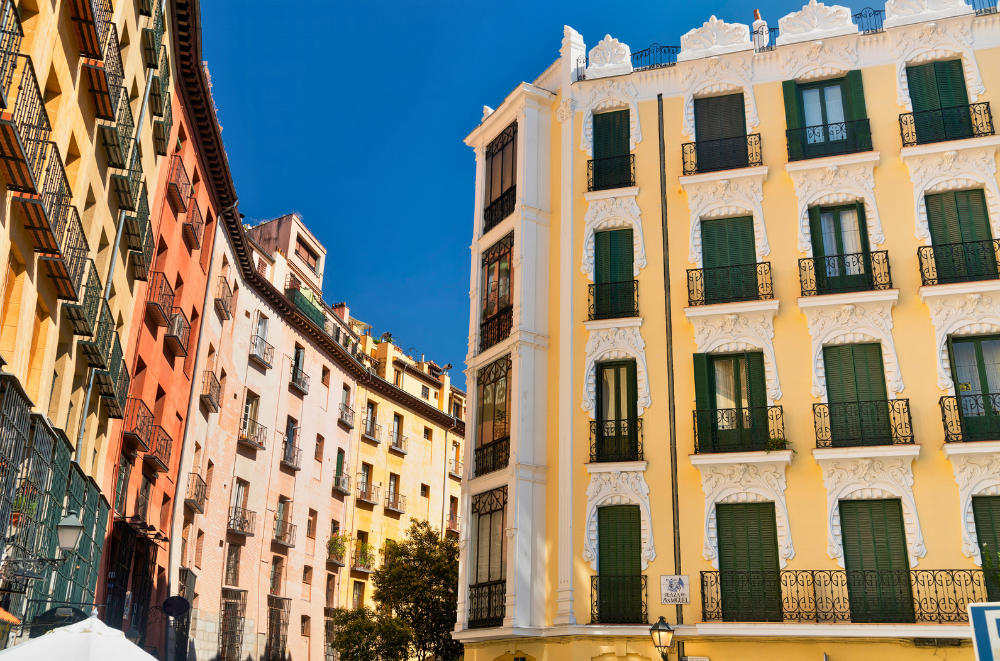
744, 352, 769, 448
926, 189, 996, 282
695, 94, 747, 171
595, 361, 638, 460
693, 353, 713, 452
701, 217, 757, 304
716, 502, 782, 622
598, 505, 643, 622
823, 344, 889, 445
907, 62, 945, 142
839, 500, 914, 623
594, 229, 634, 317
974, 496, 1000, 600
783, 81, 803, 160
593, 110, 630, 189
907, 60, 971, 142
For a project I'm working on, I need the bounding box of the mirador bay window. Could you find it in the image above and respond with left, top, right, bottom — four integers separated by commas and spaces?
468, 486, 507, 629
480, 232, 514, 352
483, 122, 517, 233
475, 355, 511, 476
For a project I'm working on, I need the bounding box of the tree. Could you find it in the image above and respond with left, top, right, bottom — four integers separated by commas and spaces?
373, 520, 462, 661
328, 607, 412, 661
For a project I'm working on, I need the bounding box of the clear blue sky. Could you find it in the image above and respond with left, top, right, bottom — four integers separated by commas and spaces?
199, 0, 813, 390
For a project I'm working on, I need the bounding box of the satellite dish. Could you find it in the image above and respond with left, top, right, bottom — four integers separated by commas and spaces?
162, 596, 190, 618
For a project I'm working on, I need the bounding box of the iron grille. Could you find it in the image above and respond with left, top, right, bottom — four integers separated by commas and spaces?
352, 542, 376, 572
900, 103, 994, 147
483, 186, 516, 235
79, 299, 113, 368
24, 431, 71, 617
852, 7, 885, 33
144, 425, 172, 473
940, 394, 1000, 442
587, 154, 635, 192
96, 331, 129, 419
166, 155, 190, 211
474, 437, 510, 477
589, 419, 643, 462
123, 398, 154, 452
273, 518, 296, 547
751, 24, 778, 52
103, 520, 138, 628
448, 513, 460, 532
471, 486, 507, 515
101, 29, 125, 118
141, 4, 163, 69
917, 239, 1000, 286
64, 259, 101, 335
971, 0, 998, 13
0, 0, 23, 110
266, 596, 291, 661
153, 92, 171, 156
2, 56, 52, 193
201, 370, 221, 413
468, 580, 506, 629
17, 142, 71, 253
631, 43, 679, 71
249, 333, 273, 367
813, 399, 914, 447
385, 491, 406, 513
280, 441, 301, 471
124, 182, 150, 251
109, 137, 142, 211
479, 306, 512, 353
215, 276, 233, 320
146, 271, 175, 326
389, 432, 407, 454
693, 406, 786, 453
98, 86, 133, 168
339, 403, 355, 428
228, 506, 256, 536
449, 458, 463, 477
39, 205, 89, 302
591, 575, 647, 624
588, 280, 638, 320
786, 118, 873, 161
239, 416, 267, 450
687, 262, 773, 306
185, 471, 207, 513
290, 363, 310, 394
182, 197, 204, 249
361, 418, 382, 443
332, 473, 351, 495
224, 545, 241, 587
286, 285, 325, 328
130, 190, 154, 282
357, 482, 380, 506
799, 251, 893, 296
219, 588, 247, 661
682, 134, 762, 175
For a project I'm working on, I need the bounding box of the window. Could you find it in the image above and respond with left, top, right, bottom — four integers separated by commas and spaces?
453, 401, 463, 419
807, 202, 878, 295
420, 484, 429, 498
314, 434, 324, 461
905, 60, 973, 143
924, 189, 994, 283
593, 229, 635, 319
469, 487, 507, 628
352, 581, 365, 609
392, 414, 403, 445
233, 479, 249, 514
783, 72, 868, 159
195, 530, 205, 568
342, 385, 351, 408
307, 509, 317, 539
326, 574, 336, 607
483, 121, 517, 232
364, 401, 377, 434
698, 216, 757, 305
839, 499, 913, 621
270, 556, 284, 596
303, 567, 313, 602
591, 110, 632, 190
594, 360, 640, 461
974, 496, 1000, 600
693, 93, 748, 172
331, 519, 340, 536
423, 427, 432, 441
225, 544, 240, 586
595, 505, 643, 623
693, 352, 767, 453
292, 345, 305, 378
948, 335, 1000, 441
480, 232, 514, 351
241, 390, 260, 434
114, 455, 131, 514
285, 416, 298, 448
322, 366, 330, 387
301, 614, 311, 636
336, 449, 345, 479
476, 355, 512, 457
714, 502, 781, 621
394, 369, 401, 386
296, 238, 319, 272
421, 385, 429, 399
823, 344, 890, 446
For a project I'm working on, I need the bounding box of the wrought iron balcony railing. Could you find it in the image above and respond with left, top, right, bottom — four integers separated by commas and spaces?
631, 43, 679, 71
250, 333, 274, 368
483, 186, 516, 235
362, 418, 382, 443
280, 441, 302, 471
590, 419, 643, 462
109, 136, 142, 211
786, 119, 873, 161
751, 24, 778, 52
18, 143, 72, 256
332, 473, 351, 495
165, 307, 191, 356
589, 280, 638, 320
971, 0, 998, 14
285, 286, 325, 327
339, 403, 355, 428
687, 262, 774, 306
228, 506, 256, 536
480, 306, 513, 353
65, 260, 101, 336
141, 3, 164, 69
167, 154, 190, 212
799, 251, 892, 296
239, 416, 267, 450
146, 272, 175, 327
588, 154, 636, 192
216, 276, 233, 320
273, 518, 296, 547
183, 197, 204, 250
185, 471, 207, 513
290, 364, 310, 395
79, 299, 113, 368
449, 458, 463, 478
917, 239, 1000, 286
96, 332, 129, 419
389, 432, 407, 454
144, 425, 172, 473
468, 580, 506, 629
447, 513, 460, 532
940, 393, 1000, 443
814, 399, 914, 447
701, 569, 988, 624
39, 206, 89, 302
0, 56, 51, 195
0, 0, 21, 108
852, 7, 885, 33
123, 397, 154, 452
900, 102, 994, 147
129, 187, 154, 282
694, 406, 786, 454
352, 546, 376, 573
591, 575, 648, 624
357, 482, 379, 505
201, 371, 221, 413
69, 0, 113, 58
682, 134, 762, 176
153, 90, 172, 156
97, 86, 132, 169
474, 437, 510, 477
385, 491, 406, 513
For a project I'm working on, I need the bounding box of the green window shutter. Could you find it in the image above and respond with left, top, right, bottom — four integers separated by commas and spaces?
855, 201, 869, 253
716, 502, 779, 572
853, 343, 888, 401
745, 352, 767, 408
906, 63, 940, 112
935, 59, 970, 108
693, 353, 711, 411
336, 451, 344, 476
594, 110, 630, 159
844, 70, 868, 120
701, 219, 724, 269
598, 505, 641, 576
730, 216, 756, 265
973, 496, 1000, 562
839, 500, 910, 572
925, 192, 960, 245
695, 94, 746, 142
824, 345, 858, 404
702, 217, 755, 268
627, 361, 638, 420
783, 81, 803, 160
959, 189, 991, 242
612, 229, 634, 283
809, 206, 825, 257
595, 231, 611, 283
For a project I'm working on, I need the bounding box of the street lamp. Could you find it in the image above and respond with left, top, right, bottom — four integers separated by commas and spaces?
0, 510, 86, 583
56, 511, 85, 553
649, 616, 675, 660
125, 625, 142, 644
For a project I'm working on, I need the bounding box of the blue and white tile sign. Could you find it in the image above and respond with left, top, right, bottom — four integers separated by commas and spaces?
969, 602, 1000, 661
660, 575, 690, 605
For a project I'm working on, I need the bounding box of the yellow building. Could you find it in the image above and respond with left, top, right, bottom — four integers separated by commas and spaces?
458, 1, 1000, 659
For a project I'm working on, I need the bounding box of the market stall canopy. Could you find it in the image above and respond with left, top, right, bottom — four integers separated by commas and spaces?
0, 611, 156, 661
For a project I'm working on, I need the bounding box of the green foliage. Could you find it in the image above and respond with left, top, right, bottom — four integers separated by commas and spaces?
327, 531, 350, 561
765, 437, 796, 454
356, 540, 376, 567
372, 520, 462, 661
327, 607, 411, 661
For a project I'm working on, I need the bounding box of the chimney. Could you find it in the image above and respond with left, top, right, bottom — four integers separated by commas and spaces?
332, 302, 349, 321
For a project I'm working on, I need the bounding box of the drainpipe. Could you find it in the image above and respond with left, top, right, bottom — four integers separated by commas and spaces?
75, 0, 164, 462
439, 413, 459, 538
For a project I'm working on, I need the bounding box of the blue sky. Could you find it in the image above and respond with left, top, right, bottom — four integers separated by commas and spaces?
199, 0, 818, 389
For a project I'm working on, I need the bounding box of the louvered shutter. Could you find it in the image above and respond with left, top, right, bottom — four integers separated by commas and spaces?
745, 352, 767, 408
840, 499, 913, 622
626, 361, 638, 421
701, 219, 725, 270
935, 60, 970, 108
598, 505, 640, 576
731, 217, 756, 265
925, 192, 959, 246
695, 94, 746, 141
973, 497, 1000, 601
809, 206, 825, 261
693, 353, 712, 451
960, 189, 991, 241
844, 70, 868, 120
717, 502, 781, 621
595, 110, 629, 159
783, 80, 803, 160
856, 201, 869, 254
611, 229, 634, 283
824, 345, 858, 404
595, 231, 611, 284
906, 63, 940, 112
853, 343, 888, 401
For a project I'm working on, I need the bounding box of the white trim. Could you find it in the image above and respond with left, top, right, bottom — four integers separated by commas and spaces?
578, 80, 641, 158
681, 167, 769, 267
585, 34, 634, 80
919, 280, 1000, 391
681, 55, 758, 141
891, 16, 983, 109
781, 37, 859, 81
679, 16, 753, 62
778, 1, 859, 45
585, 460, 647, 473
581, 191, 647, 282
944, 441, 1000, 565
583, 469, 656, 571
582, 319, 651, 419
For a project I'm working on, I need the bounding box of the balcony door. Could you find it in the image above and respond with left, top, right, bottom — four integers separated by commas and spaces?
233, 480, 248, 513
694, 93, 747, 172
926, 189, 996, 283
716, 502, 782, 622
810, 203, 869, 293
950, 335, 1000, 441
783, 72, 867, 159
693, 351, 767, 452
594, 229, 634, 319
242, 392, 259, 434
839, 499, 914, 623
973, 496, 1000, 600
593, 110, 630, 190
823, 344, 889, 446
906, 60, 972, 143
596, 361, 638, 461
700, 216, 757, 305
597, 505, 643, 623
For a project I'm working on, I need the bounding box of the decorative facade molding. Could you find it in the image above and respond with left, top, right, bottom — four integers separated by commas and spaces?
679, 16, 752, 61
781, 38, 859, 81
685, 301, 782, 403
891, 19, 982, 109
585, 34, 634, 79
581, 191, 646, 281
786, 155, 883, 254
583, 469, 655, 571
944, 442, 1000, 565
483, 106, 494, 121
681, 56, 758, 140
815, 448, 926, 567
681, 169, 768, 267
693, 453, 795, 569
799, 292, 902, 399
920, 283, 1000, 391
901, 145, 1000, 244
582, 321, 650, 419
778, 1, 859, 45
555, 99, 575, 124
885, 0, 974, 28
579, 80, 641, 157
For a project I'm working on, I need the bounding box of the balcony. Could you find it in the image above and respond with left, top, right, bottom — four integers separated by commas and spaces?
65, 260, 101, 336
447, 514, 460, 533
228, 506, 256, 536
141, 4, 164, 69
338, 403, 355, 428
701, 569, 987, 623
109, 137, 142, 211
182, 197, 204, 250
352, 545, 376, 573
95, 332, 129, 419
39, 207, 89, 302
123, 398, 154, 453
285, 284, 325, 328
97, 86, 133, 168
474, 437, 510, 477
751, 23, 778, 52
146, 272, 174, 327
590, 419, 643, 462
480, 306, 513, 353
165, 307, 190, 356
694, 406, 786, 454
201, 371, 221, 413
143, 425, 173, 473
799, 251, 893, 296
468, 580, 506, 629
357, 482, 379, 506
17, 143, 72, 255
249, 334, 274, 368
290, 365, 310, 395
588, 280, 638, 320
917, 239, 1000, 286
483, 186, 516, 235
389, 432, 407, 455
587, 154, 636, 192
361, 418, 382, 443
129, 193, 154, 282
853, 6, 885, 33
327, 542, 346, 568
153, 90, 172, 156
79, 299, 113, 368
449, 459, 462, 479
280, 440, 302, 471
273, 518, 296, 548
591, 575, 647, 624
682, 134, 762, 176
0, 57, 51, 194
215, 276, 233, 320
150, 50, 169, 117
239, 417, 267, 450
81, 24, 122, 120
185, 472, 207, 514
332, 473, 351, 496
68, 0, 113, 59
167, 155, 190, 212
135, 489, 149, 522
813, 399, 914, 447
124, 181, 150, 254
687, 263, 773, 306
786, 119, 873, 162
899, 102, 994, 147
385, 491, 406, 514
940, 394, 1000, 443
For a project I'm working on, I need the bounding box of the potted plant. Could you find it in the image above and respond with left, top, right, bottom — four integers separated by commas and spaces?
327, 531, 349, 564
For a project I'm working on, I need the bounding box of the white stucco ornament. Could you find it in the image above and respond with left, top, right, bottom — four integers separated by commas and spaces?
578, 80, 641, 157
781, 39, 858, 80
679, 16, 752, 61
778, 0, 858, 44
682, 174, 768, 267
583, 469, 655, 570
582, 323, 651, 418
681, 57, 757, 140
787, 158, 882, 254
585, 34, 634, 79
944, 444, 1000, 565
885, 0, 973, 28
922, 288, 1000, 391
892, 20, 982, 108
581, 194, 646, 281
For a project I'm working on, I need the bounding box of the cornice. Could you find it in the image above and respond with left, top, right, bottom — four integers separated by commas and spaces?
392, 358, 446, 390
363, 371, 466, 435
